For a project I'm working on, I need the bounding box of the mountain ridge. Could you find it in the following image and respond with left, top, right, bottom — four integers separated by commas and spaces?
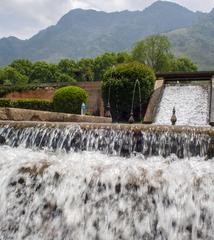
0, 1, 205, 66
167, 7, 214, 70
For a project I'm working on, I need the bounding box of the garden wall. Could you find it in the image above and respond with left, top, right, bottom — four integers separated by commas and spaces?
6, 82, 104, 116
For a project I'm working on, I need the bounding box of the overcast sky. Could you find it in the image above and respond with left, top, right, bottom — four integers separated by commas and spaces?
0, 0, 214, 39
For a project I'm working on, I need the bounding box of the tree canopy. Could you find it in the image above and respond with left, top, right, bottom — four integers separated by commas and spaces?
0, 37, 197, 87
0, 66, 28, 86
132, 35, 197, 72
170, 56, 198, 72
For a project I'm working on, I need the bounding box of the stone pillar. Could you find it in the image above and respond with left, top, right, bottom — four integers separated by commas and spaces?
144, 78, 165, 124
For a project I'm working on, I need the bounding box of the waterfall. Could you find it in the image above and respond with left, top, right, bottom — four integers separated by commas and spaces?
0, 123, 211, 159
155, 85, 210, 126
0, 146, 214, 240
0, 122, 213, 239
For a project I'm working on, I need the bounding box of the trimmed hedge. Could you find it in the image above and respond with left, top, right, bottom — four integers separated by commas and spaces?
53, 86, 87, 114
12, 99, 53, 111
0, 98, 11, 107
0, 98, 53, 112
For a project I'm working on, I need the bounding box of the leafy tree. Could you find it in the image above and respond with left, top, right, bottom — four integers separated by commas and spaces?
94, 52, 132, 81
76, 58, 94, 81
102, 62, 155, 122
170, 56, 198, 72
0, 66, 28, 86
94, 53, 117, 81
132, 35, 172, 72
30, 61, 54, 83
116, 52, 133, 64
55, 72, 76, 83
58, 59, 77, 78
10, 59, 33, 77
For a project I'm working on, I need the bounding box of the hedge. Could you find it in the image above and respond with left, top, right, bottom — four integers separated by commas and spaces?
0, 98, 53, 112
53, 86, 88, 114
0, 98, 11, 107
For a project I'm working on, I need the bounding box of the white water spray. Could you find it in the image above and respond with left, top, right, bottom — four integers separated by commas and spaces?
0, 146, 213, 240
0, 121, 213, 239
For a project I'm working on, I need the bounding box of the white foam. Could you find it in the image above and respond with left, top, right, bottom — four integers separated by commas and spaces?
155, 85, 210, 126
0, 146, 213, 239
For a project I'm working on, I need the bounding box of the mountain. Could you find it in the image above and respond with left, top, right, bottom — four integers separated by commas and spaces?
0, 1, 204, 66
167, 9, 214, 70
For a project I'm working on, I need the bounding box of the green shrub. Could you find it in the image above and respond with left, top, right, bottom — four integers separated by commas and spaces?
0, 98, 52, 111
11, 99, 53, 111
53, 86, 88, 114
0, 98, 11, 107
102, 62, 155, 121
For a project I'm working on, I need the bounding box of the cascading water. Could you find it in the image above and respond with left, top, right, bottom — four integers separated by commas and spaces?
0, 122, 213, 239
0, 123, 210, 158
155, 85, 210, 126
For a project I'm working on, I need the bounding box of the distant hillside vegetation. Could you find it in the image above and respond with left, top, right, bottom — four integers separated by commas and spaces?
168, 9, 214, 70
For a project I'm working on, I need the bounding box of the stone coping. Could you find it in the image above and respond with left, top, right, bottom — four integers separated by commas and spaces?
156, 71, 214, 81
0, 121, 213, 136
0, 108, 112, 124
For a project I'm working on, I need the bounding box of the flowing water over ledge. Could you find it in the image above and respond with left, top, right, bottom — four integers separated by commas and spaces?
155, 85, 210, 126
0, 122, 212, 158
0, 122, 213, 239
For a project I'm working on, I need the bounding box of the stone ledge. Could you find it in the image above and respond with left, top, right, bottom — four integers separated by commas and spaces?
0, 108, 112, 123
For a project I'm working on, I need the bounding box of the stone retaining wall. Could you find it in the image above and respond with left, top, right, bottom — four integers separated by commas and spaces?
0, 108, 112, 123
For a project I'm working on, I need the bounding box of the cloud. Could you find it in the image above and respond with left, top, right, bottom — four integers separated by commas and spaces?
167, 0, 214, 12
0, 0, 213, 39
71, 0, 156, 12
0, 0, 72, 39
72, 0, 214, 12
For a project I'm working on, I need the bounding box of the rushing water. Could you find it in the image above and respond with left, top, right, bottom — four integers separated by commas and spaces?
0, 146, 214, 240
0, 123, 213, 239
0, 124, 210, 159
155, 85, 210, 126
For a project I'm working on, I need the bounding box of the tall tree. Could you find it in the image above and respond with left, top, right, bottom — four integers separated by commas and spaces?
76, 58, 94, 81
0, 66, 28, 86
132, 35, 172, 72
30, 62, 54, 83
58, 59, 77, 78
94, 52, 132, 81
10, 59, 33, 77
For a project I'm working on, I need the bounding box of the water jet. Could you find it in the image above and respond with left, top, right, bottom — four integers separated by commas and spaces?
105, 85, 112, 118
128, 79, 142, 124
